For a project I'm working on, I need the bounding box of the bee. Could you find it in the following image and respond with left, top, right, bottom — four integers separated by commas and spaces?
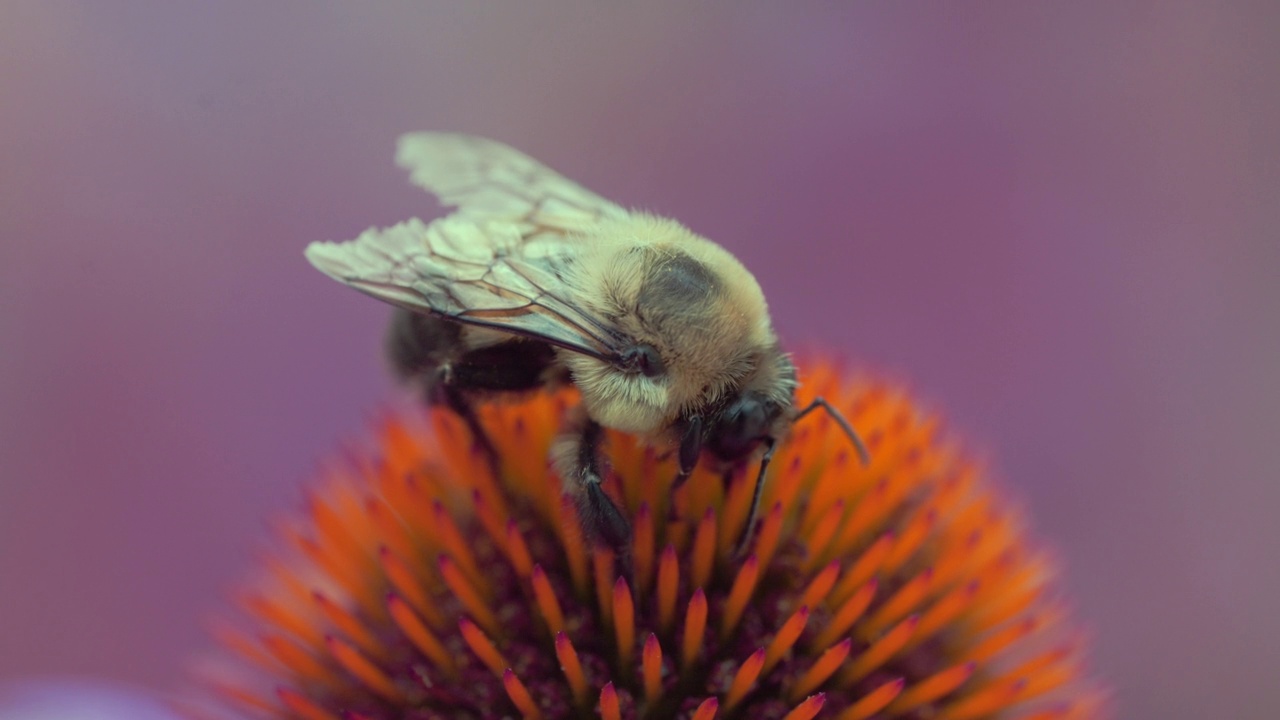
306, 133, 869, 551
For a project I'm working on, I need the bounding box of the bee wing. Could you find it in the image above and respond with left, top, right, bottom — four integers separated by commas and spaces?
395, 133, 629, 234
305, 215, 624, 361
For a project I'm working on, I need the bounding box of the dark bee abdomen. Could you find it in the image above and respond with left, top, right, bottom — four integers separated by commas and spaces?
385, 308, 463, 382
449, 339, 560, 391
385, 308, 562, 398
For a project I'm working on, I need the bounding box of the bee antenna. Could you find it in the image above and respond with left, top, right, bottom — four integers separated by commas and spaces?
795, 397, 871, 466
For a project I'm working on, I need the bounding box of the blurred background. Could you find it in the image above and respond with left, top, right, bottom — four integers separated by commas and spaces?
1, 2, 1276, 718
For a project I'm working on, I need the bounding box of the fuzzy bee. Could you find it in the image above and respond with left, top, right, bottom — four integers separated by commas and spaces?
306, 133, 868, 551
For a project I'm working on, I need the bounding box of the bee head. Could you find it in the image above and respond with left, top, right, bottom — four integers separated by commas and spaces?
704, 350, 798, 460
705, 390, 787, 461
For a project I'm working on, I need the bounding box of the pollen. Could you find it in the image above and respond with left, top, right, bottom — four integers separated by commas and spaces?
192, 361, 1104, 719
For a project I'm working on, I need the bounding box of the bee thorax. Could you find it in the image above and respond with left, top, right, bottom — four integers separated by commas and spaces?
560, 351, 671, 434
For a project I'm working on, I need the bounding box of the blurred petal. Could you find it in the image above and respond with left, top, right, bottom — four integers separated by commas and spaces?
0, 679, 179, 720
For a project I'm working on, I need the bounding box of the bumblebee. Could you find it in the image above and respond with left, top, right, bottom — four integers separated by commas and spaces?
306, 133, 868, 550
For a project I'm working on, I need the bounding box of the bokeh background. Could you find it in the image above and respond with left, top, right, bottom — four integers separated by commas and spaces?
2, 2, 1277, 718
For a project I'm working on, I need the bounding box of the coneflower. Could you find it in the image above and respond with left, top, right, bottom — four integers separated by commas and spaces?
190, 361, 1103, 719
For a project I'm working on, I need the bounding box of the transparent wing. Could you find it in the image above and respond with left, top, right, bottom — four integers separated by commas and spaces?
305, 216, 625, 361
395, 133, 629, 236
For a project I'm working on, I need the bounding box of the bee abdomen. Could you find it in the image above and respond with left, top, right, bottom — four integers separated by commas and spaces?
385, 308, 462, 382
448, 339, 561, 391
385, 308, 564, 399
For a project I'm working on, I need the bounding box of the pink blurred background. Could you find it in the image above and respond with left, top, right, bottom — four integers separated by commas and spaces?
2, 3, 1277, 718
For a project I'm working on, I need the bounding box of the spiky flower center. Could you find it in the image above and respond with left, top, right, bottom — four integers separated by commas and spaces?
199, 366, 1099, 720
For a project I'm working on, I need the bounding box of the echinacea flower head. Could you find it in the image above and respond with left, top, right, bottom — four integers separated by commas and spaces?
192, 361, 1103, 720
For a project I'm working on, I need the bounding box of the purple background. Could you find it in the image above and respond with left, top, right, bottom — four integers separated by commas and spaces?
2, 3, 1277, 718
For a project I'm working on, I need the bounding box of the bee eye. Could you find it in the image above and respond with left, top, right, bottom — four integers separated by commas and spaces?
620, 344, 666, 378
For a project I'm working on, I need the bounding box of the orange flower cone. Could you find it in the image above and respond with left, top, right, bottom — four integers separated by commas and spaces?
188, 361, 1103, 719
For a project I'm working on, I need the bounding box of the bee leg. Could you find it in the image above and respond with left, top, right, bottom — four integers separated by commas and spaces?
440, 383, 502, 480
666, 416, 703, 523
580, 421, 632, 550
555, 416, 631, 550
671, 415, 703, 492
732, 438, 777, 557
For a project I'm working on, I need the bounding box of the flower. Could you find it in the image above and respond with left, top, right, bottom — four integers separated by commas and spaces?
191, 361, 1103, 719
